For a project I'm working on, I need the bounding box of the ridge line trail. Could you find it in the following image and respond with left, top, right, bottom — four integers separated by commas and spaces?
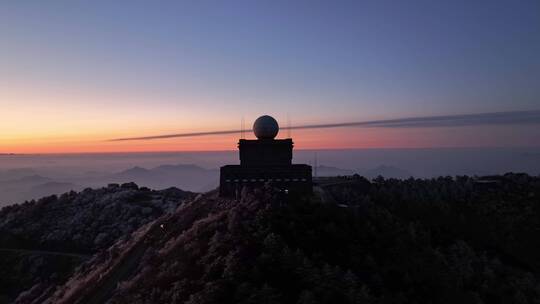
76, 192, 214, 304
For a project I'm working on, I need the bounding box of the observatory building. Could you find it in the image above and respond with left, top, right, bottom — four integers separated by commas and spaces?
220, 115, 312, 197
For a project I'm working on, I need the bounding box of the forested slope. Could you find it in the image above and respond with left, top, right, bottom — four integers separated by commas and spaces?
29, 174, 540, 304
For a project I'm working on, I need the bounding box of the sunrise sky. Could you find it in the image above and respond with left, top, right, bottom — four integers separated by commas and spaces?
1, 1, 539, 153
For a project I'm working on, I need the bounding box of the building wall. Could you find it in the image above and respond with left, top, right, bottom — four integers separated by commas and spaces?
238, 139, 293, 166
220, 164, 312, 197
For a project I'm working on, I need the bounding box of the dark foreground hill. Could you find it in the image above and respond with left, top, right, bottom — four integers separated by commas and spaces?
4, 174, 540, 303
0, 183, 195, 303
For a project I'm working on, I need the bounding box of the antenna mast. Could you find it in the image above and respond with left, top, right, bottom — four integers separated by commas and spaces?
314, 152, 318, 178
287, 114, 291, 138
241, 116, 245, 139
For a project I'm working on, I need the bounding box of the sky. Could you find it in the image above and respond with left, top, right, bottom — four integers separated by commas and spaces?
1, 0, 539, 153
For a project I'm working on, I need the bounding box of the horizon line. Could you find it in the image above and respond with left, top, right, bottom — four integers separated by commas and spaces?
4, 145, 540, 156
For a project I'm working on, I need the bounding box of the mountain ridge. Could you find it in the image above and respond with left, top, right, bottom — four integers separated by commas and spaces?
0, 183, 195, 302
6, 173, 540, 303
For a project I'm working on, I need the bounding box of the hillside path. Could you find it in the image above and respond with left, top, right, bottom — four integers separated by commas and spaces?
75, 192, 213, 304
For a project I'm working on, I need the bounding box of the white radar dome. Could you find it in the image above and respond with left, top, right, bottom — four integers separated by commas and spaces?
253, 115, 279, 139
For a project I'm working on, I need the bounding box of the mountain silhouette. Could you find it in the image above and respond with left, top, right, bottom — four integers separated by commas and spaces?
7, 174, 540, 303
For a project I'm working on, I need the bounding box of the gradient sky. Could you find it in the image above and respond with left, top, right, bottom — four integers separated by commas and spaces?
1, 0, 539, 153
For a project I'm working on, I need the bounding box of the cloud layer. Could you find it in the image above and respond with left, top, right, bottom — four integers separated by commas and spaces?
111, 110, 540, 141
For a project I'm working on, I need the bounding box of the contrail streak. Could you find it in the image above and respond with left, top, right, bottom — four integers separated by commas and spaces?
109, 110, 540, 141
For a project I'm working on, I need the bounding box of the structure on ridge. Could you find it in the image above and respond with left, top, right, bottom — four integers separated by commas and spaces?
219, 115, 312, 197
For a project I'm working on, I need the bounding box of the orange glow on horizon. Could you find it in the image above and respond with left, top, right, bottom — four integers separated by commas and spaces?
1, 128, 387, 154
3, 125, 531, 154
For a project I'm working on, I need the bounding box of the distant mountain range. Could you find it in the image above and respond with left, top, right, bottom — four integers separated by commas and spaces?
0, 163, 413, 206
0, 168, 38, 181
0, 164, 218, 206
315, 165, 356, 177
104, 164, 218, 192
0, 175, 83, 206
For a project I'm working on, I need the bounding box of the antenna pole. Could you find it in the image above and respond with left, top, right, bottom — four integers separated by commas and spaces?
287, 114, 291, 138
241, 116, 245, 139
314, 152, 318, 178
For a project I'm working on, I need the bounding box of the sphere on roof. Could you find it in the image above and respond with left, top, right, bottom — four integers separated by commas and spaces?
253, 115, 279, 139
